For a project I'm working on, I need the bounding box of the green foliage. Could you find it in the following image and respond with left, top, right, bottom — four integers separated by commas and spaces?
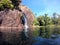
33, 15, 39, 25
44, 14, 52, 25
0, 0, 14, 10
37, 16, 45, 26
11, 0, 22, 6
33, 19, 39, 25
52, 13, 59, 25
37, 14, 52, 26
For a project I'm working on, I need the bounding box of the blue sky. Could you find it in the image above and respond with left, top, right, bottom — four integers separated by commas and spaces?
22, 0, 60, 17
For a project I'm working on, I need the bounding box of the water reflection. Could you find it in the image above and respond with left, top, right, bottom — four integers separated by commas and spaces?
33, 26, 60, 39
39, 27, 52, 38
32, 26, 60, 45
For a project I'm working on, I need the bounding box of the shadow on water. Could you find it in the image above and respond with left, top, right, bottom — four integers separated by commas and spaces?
0, 31, 32, 45
20, 30, 32, 45
0, 32, 13, 45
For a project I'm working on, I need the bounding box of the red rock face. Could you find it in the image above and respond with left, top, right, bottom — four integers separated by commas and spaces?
0, 9, 23, 31
0, 5, 34, 44
20, 5, 34, 25
0, 9, 24, 43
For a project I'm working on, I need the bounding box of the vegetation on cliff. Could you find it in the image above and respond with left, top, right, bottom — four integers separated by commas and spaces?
0, 0, 14, 10
0, 0, 22, 10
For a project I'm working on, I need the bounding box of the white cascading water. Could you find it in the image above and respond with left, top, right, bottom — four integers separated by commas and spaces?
23, 15, 29, 38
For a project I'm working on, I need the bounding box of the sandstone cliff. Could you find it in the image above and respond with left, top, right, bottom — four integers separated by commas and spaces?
0, 5, 34, 45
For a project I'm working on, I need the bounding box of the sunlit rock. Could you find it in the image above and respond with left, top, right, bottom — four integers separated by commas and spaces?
0, 5, 34, 44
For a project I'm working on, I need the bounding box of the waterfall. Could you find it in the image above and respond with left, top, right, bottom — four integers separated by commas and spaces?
22, 14, 29, 38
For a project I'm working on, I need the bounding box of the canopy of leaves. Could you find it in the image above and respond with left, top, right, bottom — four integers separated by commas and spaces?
37, 14, 52, 26
33, 14, 39, 25
0, 0, 14, 10
37, 16, 45, 26
11, 0, 22, 6
33, 19, 39, 25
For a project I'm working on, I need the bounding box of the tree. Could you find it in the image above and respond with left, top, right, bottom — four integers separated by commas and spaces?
52, 13, 58, 25
44, 14, 48, 26
0, 0, 14, 10
37, 16, 45, 26
33, 15, 39, 25
0, 0, 22, 10
44, 14, 52, 26
10, 0, 22, 8
58, 15, 60, 25
37, 14, 52, 26
33, 19, 39, 25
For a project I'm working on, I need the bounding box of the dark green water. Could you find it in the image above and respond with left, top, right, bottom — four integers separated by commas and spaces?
32, 26, 60, 45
